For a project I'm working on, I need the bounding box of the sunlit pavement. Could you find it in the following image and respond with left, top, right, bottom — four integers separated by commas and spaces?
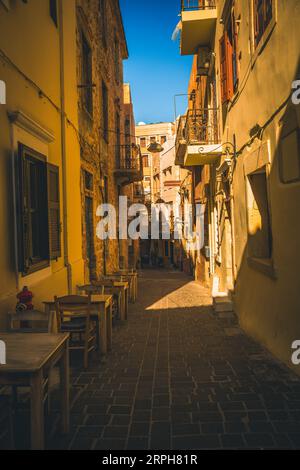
48, 269, 300, 450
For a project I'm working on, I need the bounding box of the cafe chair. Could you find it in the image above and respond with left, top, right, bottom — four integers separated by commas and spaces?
0, 392, 14, 450
93, 280, 121, 322
54, 295, 97, 369
76, 284, 104, 295
8, 309, 53, 333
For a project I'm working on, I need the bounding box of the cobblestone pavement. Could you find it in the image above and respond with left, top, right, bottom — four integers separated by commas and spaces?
50, 269, 300, 450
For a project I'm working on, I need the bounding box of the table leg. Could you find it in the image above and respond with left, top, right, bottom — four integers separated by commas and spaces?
30, 370, 44, 450
120, 291, 126, 321
107, 302, 113, 351
99, 305, 107, 354
125, 289, 129, 320
129, 278, 134, 303
59, 341, 70, 434
135, 275, 138, 301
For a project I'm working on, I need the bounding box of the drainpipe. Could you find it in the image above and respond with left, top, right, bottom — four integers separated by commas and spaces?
59, 0, 72, 293
229, 137, 237, 285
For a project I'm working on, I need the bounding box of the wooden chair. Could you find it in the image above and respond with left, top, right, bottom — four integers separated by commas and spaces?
0, 392, 14, 450
93, 280, 121, 321
77, 284, 105, 295
7, 310, 55, 414
54, 295, 97, 369
8, 309, 53, 333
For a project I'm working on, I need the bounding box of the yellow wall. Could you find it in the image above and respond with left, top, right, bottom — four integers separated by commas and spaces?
214, 0, 300, 371
0, 0, 84, 329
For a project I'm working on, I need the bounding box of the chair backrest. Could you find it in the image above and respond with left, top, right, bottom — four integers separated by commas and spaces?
93, 279, 114, 288
54, 295, 92, 330
8, 310, 51, 333
77, 284, 104, 295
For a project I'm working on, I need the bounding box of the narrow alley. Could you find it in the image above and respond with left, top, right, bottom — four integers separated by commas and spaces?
45, 269, 300, 451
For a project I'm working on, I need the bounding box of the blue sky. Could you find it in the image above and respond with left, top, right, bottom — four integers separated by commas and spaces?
120, 0, 192, 124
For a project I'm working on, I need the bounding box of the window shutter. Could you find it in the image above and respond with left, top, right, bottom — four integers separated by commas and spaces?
219, 34, 227, 103
47, 163, 61, 260
16, 145, 29, 272
219, 32, 234, 103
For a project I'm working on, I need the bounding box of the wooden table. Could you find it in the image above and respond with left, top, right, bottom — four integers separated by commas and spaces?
7, 309, 54, 333
113, 272, 138, 303
44, 295, 113, 355
0, 333, 69, 450
91, 280, 129, 321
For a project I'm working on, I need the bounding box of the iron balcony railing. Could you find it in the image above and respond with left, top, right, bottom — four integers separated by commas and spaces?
176, 108, 220, 152
181, 0, 216, 11
116, 144, 142, 173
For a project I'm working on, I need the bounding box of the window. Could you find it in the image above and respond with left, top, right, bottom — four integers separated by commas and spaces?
279, 128, 300, 184
142, 154, 149, 168
85, 196, 96, 274
81, 32, 93, 116
84, 170, 94, 191
103, 175, 108, 203
102, 80, 109, 142
125, 117, 131, 145
160, 136, 167, 144
219, 6, 239, 103
99, 0, 107, 49
16, 145, 61, 274
114, 35, 120, 84
140, 137, 146, 147
49, 0, 58, 27
247, 168, 272, 260
254, 0, 273, 47
150, 136, 156, 143
115, 110, 121, 165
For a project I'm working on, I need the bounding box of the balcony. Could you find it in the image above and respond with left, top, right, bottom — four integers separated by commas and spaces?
114, 144, 143, 185
180, 0, 217, 55
175, 108, 221, 167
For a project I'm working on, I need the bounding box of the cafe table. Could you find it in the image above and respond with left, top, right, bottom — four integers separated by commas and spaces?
113, 271, 138, 303
43, 294, 113, 355
0, 333, 69, 450
88, 280, 129, 321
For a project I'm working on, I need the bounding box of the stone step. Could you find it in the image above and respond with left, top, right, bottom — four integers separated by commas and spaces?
213, 295, 234, 313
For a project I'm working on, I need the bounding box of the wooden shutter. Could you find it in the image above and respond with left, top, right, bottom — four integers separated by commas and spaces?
219, 32, 234, 103
47, 163, 61, 259
16, 144, 29, 272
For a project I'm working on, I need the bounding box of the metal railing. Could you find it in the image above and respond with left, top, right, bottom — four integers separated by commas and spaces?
181, 0, 216, 11
176, 108, 220, 152
116, 144, 142, 173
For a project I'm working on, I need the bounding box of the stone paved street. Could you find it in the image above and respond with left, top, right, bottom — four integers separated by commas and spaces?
49, 269, 300, 450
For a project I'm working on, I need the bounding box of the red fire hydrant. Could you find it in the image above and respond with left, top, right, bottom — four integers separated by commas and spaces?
16, 286, 34, 311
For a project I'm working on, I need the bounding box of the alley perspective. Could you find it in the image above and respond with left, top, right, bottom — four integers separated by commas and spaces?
0, 0, 300, 453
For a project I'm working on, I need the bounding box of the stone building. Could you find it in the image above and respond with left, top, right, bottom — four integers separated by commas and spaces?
175, 0, 300, 371
77, 0, 140, 280
135, 122, 174, 204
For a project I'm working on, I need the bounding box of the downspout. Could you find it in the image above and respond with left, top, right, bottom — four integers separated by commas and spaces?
58, 0, 72, 293
229, 136, 237, 285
